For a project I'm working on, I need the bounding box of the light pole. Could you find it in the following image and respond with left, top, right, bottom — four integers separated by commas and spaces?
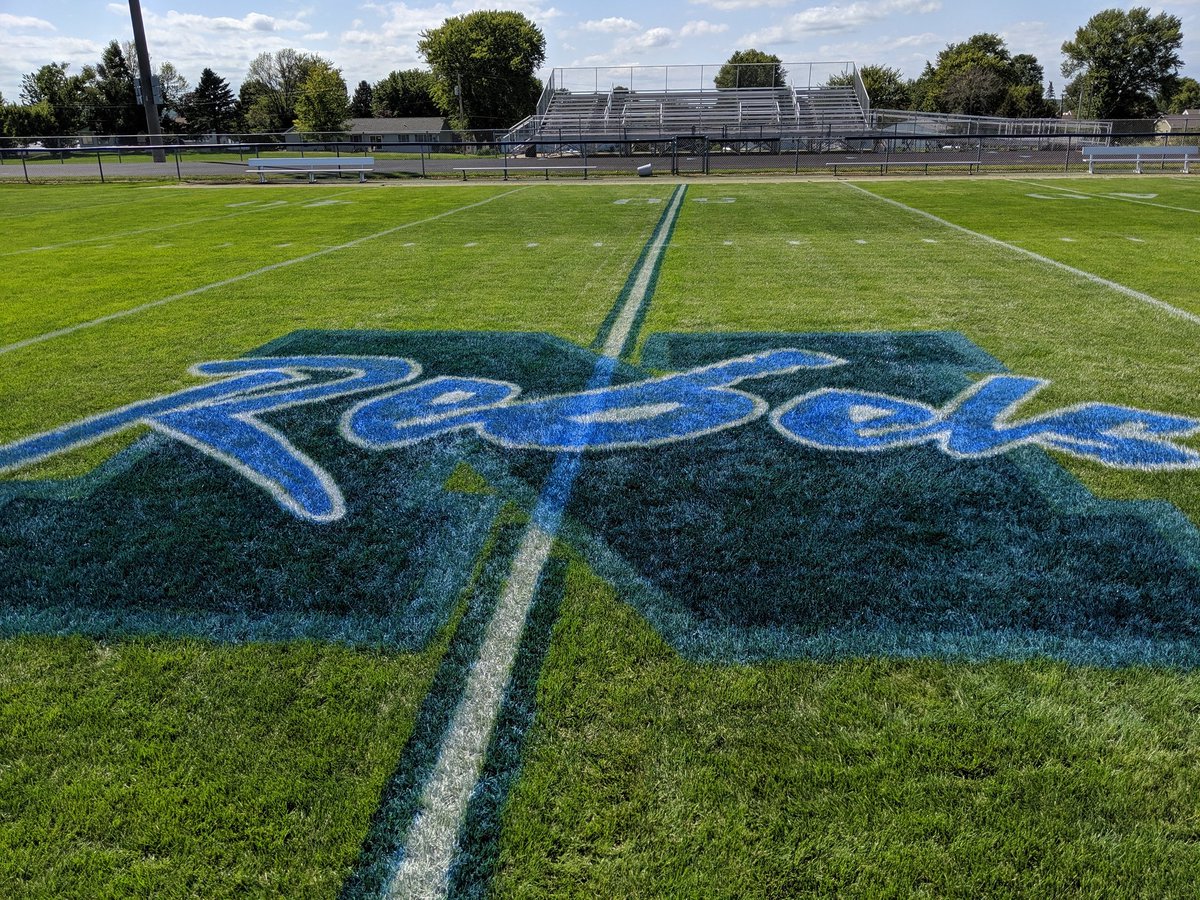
128, 0, 165, 162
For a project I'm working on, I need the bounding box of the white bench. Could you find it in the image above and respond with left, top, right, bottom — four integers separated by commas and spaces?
247, 156, 374, 183
453, 165, 596, 181
1081, 145, 1195, 174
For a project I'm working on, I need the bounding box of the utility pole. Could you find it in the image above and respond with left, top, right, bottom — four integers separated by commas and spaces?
128, 0, 166, 162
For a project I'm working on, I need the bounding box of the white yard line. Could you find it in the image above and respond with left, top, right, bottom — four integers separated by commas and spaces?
0, 189, 527, 357
386, 185, 686, 900
601, 186, 687, 358
1007, 178, 1200, 214
845, 182, 1200, 328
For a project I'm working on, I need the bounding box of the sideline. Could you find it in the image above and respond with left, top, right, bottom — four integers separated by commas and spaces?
385, 184, 688, 900
0, 188, 527, 357
1006, 177, 1200, 214
844, 181, 1200, 328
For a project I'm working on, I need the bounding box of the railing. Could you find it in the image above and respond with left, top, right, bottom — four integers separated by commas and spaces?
852, 65, 871, 123
4, 132, 1195, 183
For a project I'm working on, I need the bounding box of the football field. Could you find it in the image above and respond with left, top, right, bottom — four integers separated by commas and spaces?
3, 175, 1200, 897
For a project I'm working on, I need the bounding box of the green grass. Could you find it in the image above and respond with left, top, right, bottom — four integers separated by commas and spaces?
3, 177, 1200, 896
0, 636, 446, 898
497, 561, 1200, 898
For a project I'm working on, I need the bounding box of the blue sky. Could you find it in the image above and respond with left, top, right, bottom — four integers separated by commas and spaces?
1, 0, 1197, 102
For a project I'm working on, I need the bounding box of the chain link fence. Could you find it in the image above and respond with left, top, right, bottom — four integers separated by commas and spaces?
1, 129, 1196, 183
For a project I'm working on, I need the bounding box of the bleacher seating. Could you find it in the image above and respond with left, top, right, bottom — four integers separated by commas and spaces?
528, 84, 866, 139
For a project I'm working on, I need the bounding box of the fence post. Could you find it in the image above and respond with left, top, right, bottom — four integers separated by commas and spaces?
175, 147, 182, 181
22, 154, 30, 184
421, 147, 426, 178
1064, 135, 1071, 173
97, 151, 105, 183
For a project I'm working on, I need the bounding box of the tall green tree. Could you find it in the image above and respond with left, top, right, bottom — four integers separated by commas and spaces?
372, 69, 440, 117
910, 34, 1050, 117
1061, 8, 1184, 118
827, 65, 910, 109
350, 80, 374, 118
92, 41, 140, 135
242, 49, 327, 133
156, 62, 189, 132
417, 11, 545, 131
182, 68, 237, 136
715, 50, 786, 89
293, 61, 350, 135
19, 62, 91, 137
1167, 77, 1200, 114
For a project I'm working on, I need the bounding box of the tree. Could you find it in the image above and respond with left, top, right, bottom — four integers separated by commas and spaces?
293, 61, 350, 135
19, 62, 90, 138
92, 41, 140, 135
182, 68, 237, 136
1167, 77, 1200, 114
715, 50, 786, 89
827, 65, 910, 109
242, 49, 327, 133
418, 11, 545, 132
350, 80, 374, 118
373, 69, 440, 117
910, 34, 1051, 117
156, 62, 189, 132
0, 101, 56, 144
1061, 8, 1183, 119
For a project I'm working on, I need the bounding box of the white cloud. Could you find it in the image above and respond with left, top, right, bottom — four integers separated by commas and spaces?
680, 20, 729, 37
579, 17, 641, 33
690, 0, 790, 10
0, 14, 55, 30
742, 0, 941, 44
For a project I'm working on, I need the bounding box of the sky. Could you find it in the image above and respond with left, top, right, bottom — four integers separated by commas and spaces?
1, 0, 1198, 103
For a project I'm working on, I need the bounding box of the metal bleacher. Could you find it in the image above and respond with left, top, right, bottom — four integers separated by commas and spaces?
513, 63, 871, 141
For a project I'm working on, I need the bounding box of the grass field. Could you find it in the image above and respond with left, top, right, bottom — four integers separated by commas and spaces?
2, 175, 1200, 898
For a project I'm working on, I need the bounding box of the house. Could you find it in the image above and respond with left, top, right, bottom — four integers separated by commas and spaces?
285, 117, 453, 149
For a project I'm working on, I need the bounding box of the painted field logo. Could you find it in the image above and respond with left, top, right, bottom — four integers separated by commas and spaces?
2, 329, 1200, 667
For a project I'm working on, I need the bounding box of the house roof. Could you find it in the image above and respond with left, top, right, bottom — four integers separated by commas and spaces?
345, 117, 447, 132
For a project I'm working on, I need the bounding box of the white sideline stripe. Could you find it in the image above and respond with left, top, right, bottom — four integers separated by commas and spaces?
387, 525, 554, 900
845, 182, 1200, 328
387, 185, 685, 900
1008, 178, 1200, 214
602, 185, 686, 358
0, 189, 527, 358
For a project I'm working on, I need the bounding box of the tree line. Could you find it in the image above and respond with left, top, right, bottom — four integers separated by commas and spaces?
0, 10, 543, 143
742, 9, 1195, 120
2, 5, 1195, 144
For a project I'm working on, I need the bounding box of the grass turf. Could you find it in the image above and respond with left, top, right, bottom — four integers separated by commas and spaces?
2, 177, 1200, 896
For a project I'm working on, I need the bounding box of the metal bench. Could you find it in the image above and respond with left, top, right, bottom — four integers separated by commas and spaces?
1081, 145, 1195, 174
247, 156, 374, 183
453, 165, 596, 181
826, 160, 985, 175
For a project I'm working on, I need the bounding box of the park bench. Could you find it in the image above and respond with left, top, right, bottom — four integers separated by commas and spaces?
826, 160, 986, 175
247, 156, 374, 183
453, 165, 596, 181
1081, 145, 1195, 174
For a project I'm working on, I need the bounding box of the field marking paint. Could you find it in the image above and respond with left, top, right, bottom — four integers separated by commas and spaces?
1009, 178, 1200, 214
0, 189, 528, 358
386, 184, 687, 900
526, 242, 539, 248
846, 182, 1200, 328
0, 199, 299, 257
1127, 236, 1146, 243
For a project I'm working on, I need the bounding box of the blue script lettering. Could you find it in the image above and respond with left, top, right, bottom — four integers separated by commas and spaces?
4, 352, 1198, 524
0, 356, 420, 521
773, 375, 1200, 470
342, 349, 845, 451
